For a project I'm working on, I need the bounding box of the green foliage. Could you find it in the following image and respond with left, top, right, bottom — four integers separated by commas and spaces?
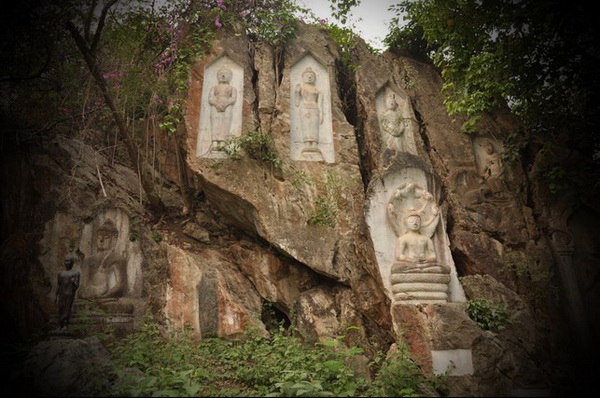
543, 165, 568, 195
104, 315, 448, 397
307, 170, 357, 227
268, 380, 334, 397
502, 249, 559, 308
328, 0, 361, 25
383, 16, 428, 61
308, 196, 338, 227
254, 5, 299, 52
391, 1, 600, 148
307, 195, 338, 227
107, 319, 387, 397
388, 0, 600, 205
289, 167, 310, 190
108, 320, 209, 397
323, 24, 361, 71
209, 0, 301, 83
466, 298, 512, 332
151, 230, 163, 243
369, 342, 447, 397
223, 131, 282, 170
100, 3, 214, 136
502, 249, 536, 279
210, 0, 300, 50
129, 216, 140, 242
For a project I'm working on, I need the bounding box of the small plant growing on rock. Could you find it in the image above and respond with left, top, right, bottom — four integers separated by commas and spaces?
223, 131, 282, 171
466, 298, 512, 332
308, 195, 338, 227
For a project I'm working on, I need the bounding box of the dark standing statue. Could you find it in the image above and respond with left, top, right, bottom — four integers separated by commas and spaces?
56, 251, 80, 329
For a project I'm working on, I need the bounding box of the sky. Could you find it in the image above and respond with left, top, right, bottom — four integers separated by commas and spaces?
297, 0, 398, 51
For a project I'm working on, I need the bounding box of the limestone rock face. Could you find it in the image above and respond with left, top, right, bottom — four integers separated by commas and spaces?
4, 19, 597, 398
163, 243, 265, 338
184, 26, 393, 349
177, 22, 568, 394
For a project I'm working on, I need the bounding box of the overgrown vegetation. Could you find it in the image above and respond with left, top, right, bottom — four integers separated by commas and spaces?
223, 130, 282, 171
102, 317, 446, 397
307, 170, 352, 227
322, 24, 362, 70
370, 341, 448, 397
386, 0, 599, 195
466, 298, 512, 332
308, 195, 339, 227
501, 249, 559, 308
0, 0, 310, 214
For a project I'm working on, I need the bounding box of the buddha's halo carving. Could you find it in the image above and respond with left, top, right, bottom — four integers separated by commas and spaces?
365, 168, 466, 305
386, 182, 451, 303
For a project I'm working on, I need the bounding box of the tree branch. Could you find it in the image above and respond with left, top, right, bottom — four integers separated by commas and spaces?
91, 0, 120, 55
65, 19, 165, 214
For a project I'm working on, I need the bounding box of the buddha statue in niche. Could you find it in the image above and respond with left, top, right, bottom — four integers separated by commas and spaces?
208, 65, 237, 151
294, 66, 323, 154
387, 182, 450, 303
380, 92, 409, 153
478, 138, 506, 195
78, 220, 128, 299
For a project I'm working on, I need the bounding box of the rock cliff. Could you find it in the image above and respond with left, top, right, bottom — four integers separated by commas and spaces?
2, 21, 598, 396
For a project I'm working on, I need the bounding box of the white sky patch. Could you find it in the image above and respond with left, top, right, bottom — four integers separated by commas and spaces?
298, 0, 397, 51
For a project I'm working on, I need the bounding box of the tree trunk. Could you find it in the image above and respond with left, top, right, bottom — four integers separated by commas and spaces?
65, 20, 166, 215
175, 124, 193, 216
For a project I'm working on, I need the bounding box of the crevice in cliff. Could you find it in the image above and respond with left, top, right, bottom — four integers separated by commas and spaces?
274, 49, 285, 88
248, 43, 262, 130
451, 247, 475, 277
335, 60, 358, 127
355, 97, 373, 190
334, 59, 371, 189
412, 105, 431, 154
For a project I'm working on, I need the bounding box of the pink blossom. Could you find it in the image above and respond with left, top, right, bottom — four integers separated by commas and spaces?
215, 17, 222, 28
102, 71, 123, 80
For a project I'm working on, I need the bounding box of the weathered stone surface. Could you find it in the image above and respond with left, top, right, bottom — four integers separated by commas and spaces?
229, 240, 317, 313
450, 230, 509, 286
4, 18, 597, 398
12, 336, 113, 397
183, 221, 211, 243
461, 274, 537, 349
162, 243, 265, 338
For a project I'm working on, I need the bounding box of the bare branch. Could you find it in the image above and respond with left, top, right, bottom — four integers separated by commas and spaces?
91, 0, 120, 55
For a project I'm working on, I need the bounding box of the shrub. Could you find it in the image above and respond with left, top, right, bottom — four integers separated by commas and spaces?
307, 196, 338, 227
466, 298, 512, 332
224, 131, 282, 170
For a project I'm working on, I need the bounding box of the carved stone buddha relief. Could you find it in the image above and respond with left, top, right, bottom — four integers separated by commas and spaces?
366, 168, 466, 304
78, 208, 142, 300
376, 84, 418, 157
197, 54, 244, 158
290, 52, 334, 163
